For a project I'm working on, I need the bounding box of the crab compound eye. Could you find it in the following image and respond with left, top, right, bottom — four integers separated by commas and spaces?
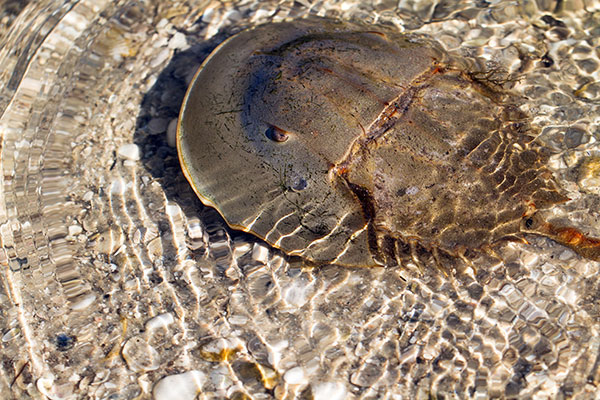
291, 176, 307, 191
265, 126, 289, 142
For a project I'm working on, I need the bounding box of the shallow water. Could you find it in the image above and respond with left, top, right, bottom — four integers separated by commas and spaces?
1, 0, 600, 399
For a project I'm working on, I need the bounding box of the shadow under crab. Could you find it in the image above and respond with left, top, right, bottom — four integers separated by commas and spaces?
177, 17, 600, 269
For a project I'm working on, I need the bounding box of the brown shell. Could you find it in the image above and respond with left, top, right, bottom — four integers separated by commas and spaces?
177, 17, 599, 267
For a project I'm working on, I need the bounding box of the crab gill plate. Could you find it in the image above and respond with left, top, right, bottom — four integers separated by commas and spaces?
177, 17, 600, 268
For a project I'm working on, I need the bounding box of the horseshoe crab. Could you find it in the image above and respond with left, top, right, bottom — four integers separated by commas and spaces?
177, 17, 600, 268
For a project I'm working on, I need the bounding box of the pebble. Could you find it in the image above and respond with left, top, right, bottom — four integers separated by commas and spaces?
232, 242, 252, 258
522, 251, 540, 268
123, 278, 139, 291
165, 203, 181, 217
36, 375, 56, 399
556, 285, 577, 306
312, 381, 347, 400
36, 373, 74, 400
122, 336, 160, 372
168, 32, 188, 50
70, 293, 96, 311
146, 313, 175, 330
252, 8, 275, 22
200, 338, 237, 361
117, 143, 141, 160
559, 249, 575, 261
150, 48, 170, 68
223, 9, 242, 22
166, 118, 178, 147
283, 366, 306, 385
153, 371, 205, 400
283, 281, 309, 308
110, 178, 126, 195
148, 118, 169, 135
68, 224, 83, 236
152, 35, 169, 48
187, 217, 203, 240
156, 18, 169, 29
201, 7, 215, 23
209, 365, 233, 391
82, 191, 94, 202
2, 327, 19, 342
267, 340, 288, 367
563, 127, 585, 148
578, 156, 600, 194
252, 243, 269, 263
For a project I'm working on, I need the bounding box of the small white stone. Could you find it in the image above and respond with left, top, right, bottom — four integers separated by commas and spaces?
312, 381, 347, 400
124, 278, 140, 291
165, 203, 180, 217
68, 224, 83, 236
70, 293, 96, 310
201, 7, 215, 23
522, 251, 539, 268
152, 35, 169, 48
153, 371, 205, 400
167, 118, 178, 147
283, 367, 306, 385
252, 243, 269, 263
156, 18, 169, 29
151, 48, 170, 68
556, 285, 577, 306
117, 143, 141, 160
283, 281, 308, 308
145, 75, 158, 91
202, 338, 232, 355
267, 340, 288, 367
168, 32, 188, 50
252, 8, 274, 22
146, 313, 175, 330
232, 242, 252, 258
187, 218, 203, 240
110, 178, 125, 195
209, 365, 233, 391
82, 191, 94, 202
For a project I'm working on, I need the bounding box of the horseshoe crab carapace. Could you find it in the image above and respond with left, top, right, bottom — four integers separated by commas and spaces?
177, 17, 600, 268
